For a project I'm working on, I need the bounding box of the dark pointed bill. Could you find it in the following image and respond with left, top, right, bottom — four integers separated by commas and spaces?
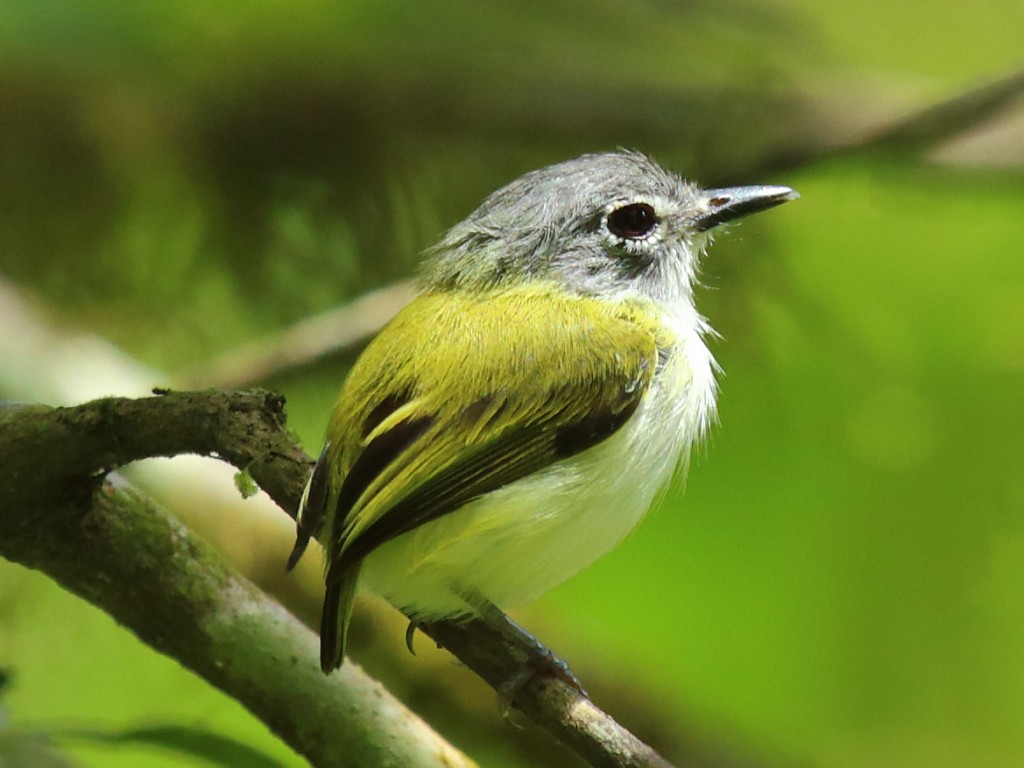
695, 185, 799, 232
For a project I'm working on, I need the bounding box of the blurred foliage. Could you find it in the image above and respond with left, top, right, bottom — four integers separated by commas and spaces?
0, 717, 287, 768
1, 0, 1023, 766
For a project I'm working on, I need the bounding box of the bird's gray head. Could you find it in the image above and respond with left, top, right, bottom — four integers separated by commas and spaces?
422, 150, 796, 302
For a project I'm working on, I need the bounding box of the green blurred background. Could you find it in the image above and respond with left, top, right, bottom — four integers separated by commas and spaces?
1, 1, 1022, 766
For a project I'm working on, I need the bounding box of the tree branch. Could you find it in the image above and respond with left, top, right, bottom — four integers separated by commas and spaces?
0, 390, 674, 767
0, 400, 472, 768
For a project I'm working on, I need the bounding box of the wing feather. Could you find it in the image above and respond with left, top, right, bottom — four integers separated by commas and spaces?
320, 286, 664, 585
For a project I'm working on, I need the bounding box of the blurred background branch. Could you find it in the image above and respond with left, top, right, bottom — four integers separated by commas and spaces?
181, 68, 1024, 391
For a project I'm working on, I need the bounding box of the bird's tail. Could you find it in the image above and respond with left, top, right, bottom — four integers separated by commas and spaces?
320, 561, 361, 673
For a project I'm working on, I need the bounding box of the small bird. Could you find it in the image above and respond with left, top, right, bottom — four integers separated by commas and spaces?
288, 151, 797, 674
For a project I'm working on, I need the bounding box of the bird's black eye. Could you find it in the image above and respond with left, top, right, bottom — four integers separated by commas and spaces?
607, 203, 658, 240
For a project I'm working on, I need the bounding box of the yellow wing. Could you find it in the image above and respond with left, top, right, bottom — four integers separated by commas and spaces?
300, 283, 667, 670
327, 285, 663, 563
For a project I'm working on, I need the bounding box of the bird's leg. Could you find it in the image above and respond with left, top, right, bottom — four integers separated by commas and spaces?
459, 589, 588, 720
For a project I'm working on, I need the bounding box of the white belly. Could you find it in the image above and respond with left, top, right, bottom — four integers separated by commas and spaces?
362, 305, 717, 619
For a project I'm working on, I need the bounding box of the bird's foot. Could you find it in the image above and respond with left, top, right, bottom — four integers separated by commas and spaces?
451, 588, 590, 720
497, 645, 587, 722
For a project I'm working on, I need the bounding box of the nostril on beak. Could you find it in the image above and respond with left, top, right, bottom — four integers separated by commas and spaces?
707, 196, 731, 208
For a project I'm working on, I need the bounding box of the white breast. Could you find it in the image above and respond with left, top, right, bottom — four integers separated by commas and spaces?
363, 301, 718, 620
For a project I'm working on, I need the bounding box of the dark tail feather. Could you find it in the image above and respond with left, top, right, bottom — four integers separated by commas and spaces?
285, 533, 309, 572
320, 562, 361, 673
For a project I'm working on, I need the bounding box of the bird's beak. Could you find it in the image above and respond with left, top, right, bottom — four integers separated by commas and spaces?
694, 185, 799, 232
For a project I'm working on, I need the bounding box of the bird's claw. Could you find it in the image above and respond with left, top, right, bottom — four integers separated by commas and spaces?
405, 621, 421, 656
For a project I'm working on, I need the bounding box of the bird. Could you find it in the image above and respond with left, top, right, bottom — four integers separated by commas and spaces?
287, 150, 797, 675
